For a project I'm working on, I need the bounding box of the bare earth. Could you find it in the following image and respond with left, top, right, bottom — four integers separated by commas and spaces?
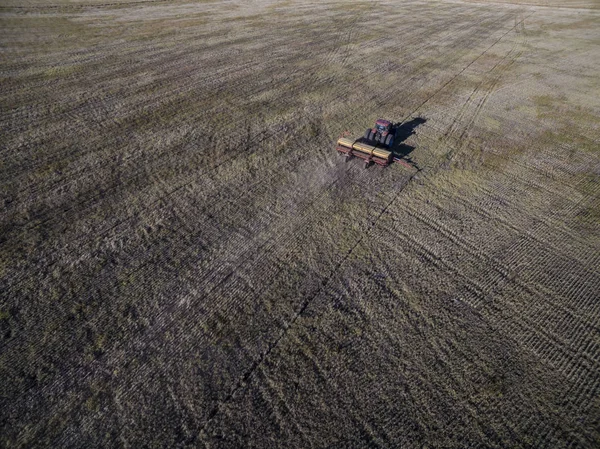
1, 0, 599, 447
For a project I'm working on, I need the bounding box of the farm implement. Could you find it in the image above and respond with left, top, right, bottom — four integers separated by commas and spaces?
336, 119, 397, 168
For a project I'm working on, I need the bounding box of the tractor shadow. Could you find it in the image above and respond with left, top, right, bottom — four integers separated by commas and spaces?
390, 117, 427, 160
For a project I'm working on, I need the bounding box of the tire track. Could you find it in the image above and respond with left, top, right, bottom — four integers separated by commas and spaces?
1, 16, 372, 295
375, 205, 600, 423
15, 158, 353, 447
195, 166, 419, 444
194, 13, 539, 440
1, 5, 499, 296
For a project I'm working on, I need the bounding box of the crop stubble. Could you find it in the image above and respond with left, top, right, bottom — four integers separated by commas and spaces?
1, 0, 599, 447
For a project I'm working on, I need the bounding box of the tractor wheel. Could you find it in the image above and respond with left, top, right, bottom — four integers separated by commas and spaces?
368, 130, 375, 141
385, 134, 394, 147
364, 129, 371, 139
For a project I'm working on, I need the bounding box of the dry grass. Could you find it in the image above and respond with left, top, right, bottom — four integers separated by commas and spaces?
1, 0, 599, 447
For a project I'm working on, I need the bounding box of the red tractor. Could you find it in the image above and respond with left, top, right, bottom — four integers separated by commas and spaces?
364, 119, 395, 148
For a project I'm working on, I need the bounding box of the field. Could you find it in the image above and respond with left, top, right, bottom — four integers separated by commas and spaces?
1, 0, 599, 447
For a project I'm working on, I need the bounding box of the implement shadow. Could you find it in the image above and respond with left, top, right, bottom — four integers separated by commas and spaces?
390, 117, 426, 168
390, 117, 427, 158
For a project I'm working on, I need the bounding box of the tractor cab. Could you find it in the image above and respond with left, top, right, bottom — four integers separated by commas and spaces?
375, 119, 391, 134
